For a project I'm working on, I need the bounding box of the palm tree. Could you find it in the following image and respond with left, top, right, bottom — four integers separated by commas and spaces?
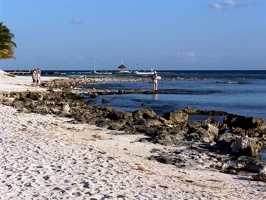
0, 22, 16, 59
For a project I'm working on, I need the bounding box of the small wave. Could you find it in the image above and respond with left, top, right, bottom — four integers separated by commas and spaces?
215, 81, 249, 84
237, 81, 250, 84
228, 81, 250, 84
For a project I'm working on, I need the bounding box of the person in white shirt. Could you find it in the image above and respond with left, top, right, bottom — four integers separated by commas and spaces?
152, 71, 160, 90
36, 68, 41, 87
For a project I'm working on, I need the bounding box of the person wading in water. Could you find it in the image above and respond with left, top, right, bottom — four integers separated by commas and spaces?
152, 71, 160, 90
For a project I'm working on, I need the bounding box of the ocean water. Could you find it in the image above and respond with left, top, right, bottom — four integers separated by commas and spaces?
82, 70, 266, 122
22, 69, 265, 121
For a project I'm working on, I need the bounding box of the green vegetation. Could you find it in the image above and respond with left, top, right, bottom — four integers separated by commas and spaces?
0, 22, 16, 59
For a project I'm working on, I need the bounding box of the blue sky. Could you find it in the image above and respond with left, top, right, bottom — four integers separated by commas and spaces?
0, 0, 266, 70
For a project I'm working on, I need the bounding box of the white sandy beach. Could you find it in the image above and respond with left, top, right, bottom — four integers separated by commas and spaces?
0, 71, 265, 199
0, 70, 62, 92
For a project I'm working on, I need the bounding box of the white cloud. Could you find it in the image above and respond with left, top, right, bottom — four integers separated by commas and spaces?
209, 0, 244, 10
223, 0, 237, 6
210, 3, 224, 10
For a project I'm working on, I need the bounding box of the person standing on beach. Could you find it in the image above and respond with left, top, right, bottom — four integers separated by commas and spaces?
36, 68, 41, 87
32, 69, 37, 85
152, 71, 160, 90
37, 68, 41, 76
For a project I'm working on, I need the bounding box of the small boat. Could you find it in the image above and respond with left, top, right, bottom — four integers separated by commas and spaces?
114, 70, 131, 74
132, 70, 154, 75
91, 70, 112, 75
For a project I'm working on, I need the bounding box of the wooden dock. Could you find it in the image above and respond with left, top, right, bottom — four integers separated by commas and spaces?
7, 70, 32, 75
5, 70, 59, 75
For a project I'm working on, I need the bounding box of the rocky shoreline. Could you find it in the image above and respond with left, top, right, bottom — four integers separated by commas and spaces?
1, 76, 266, 182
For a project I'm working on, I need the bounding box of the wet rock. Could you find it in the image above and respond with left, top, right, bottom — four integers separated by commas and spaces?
132, 109, 158, 122
69, 100, 87, 107
26, 92, 42, 100
132, 109, 166, 127
251, 170, 266, 182
118, 89, 125, 94
101, 98, 111, 103
183, 107, 197, 114
19, 107, 31, 113
8, 91, 21, 99
220, 162, 244, 175
150, 148, 221, 169
1, 98, 13, 106
115, 124, 137, 134
162, 110, 188, 124
242, 158, 266, 172
12, 99, 25, 109
251, 165, 266, 181
185, 122, 216, 142
215, 133, 239, 151
153, 130, 185, 146
88, 99, 97, 104
89, 93, 99, 98
33, 104, 51, 114
50, 107, 61, 115
231, 136, 262, 157
61, 92, 83, 100
105, 109, 133, 122
36, 93, 44, 101
197, 110, 228, 116
107, 122, 123, 130
224, 114, 265, 130
201, 124, 219, 137
202, 117, 222, 129
133, 125, 158, 135
145, 119, 163, 127
61, 103, 71, 113
95, 119, 112, 128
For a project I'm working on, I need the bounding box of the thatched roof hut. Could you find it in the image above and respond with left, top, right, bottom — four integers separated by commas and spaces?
118, 64, 126, 69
